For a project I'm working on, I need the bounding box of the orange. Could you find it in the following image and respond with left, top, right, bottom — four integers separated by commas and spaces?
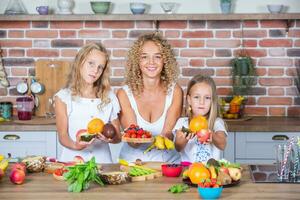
189, 115, 208, 133
188, 162, 210, 184
87, 118, 104, 134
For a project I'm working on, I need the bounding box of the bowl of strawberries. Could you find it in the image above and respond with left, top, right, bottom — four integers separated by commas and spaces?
122, 124, 153, 143
198, 179, 223, 199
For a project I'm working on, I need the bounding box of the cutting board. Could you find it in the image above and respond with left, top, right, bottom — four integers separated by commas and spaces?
35, 60, 71, 117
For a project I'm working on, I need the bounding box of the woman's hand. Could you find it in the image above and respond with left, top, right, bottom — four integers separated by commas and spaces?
96, 134, 113, 143
128, 142, 142, 148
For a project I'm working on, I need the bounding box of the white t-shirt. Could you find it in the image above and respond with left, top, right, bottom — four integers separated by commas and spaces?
119, 85, 181, 163
55, 88, 120, 163
173, 117, 227, 163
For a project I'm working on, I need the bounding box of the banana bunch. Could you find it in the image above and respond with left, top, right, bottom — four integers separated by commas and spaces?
230, 95, 244, 106
144, 135, 175, 154
0, 154, 10, 176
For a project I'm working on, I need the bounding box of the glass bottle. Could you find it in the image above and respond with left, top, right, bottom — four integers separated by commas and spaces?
4, 0, 28, 15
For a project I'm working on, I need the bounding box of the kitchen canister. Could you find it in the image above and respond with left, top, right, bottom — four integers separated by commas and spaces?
0, 101, 12, 120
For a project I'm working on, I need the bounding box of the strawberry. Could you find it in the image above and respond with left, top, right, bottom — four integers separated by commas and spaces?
131, 133, 137, 138
137, 129, 144, 135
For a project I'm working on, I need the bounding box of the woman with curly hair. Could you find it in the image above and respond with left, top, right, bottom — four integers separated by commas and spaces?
117, 32, 183, 162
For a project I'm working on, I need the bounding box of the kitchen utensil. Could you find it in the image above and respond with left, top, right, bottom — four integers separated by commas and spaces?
4, 0, 28, 15
0, 102, 12, 120
16, 81, 28, 94
130, 3, 147, 15
90, 1, 111, 14
36, 6, 49, 15
30, 81, 45, 95
160, 2, 176, 14
267, 4, 284, 14
35, 60, 70, 117
16, 96, 34, 120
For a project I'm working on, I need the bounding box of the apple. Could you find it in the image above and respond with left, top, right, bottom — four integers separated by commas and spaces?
228, 167, 242, 181
219, 166, 229, 175
196, 129, 211, 144
0, 168, 4, 180
73, 156, 84, 164
11, 163, 26, 173
10, 169, 25, 185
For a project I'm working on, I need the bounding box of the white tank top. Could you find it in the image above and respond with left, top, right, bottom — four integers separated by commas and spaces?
119, 84, 181, 163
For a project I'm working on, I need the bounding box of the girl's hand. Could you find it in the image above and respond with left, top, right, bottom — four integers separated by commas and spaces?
201, 129, 213, 145
176, 130, 188, 141
96, 133, 113, 143
75, 137, 95, 150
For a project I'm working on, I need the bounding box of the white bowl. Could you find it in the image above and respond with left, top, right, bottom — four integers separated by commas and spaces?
267, 4, 283, 14
130, 3, 147, 15
160, 2, 176, 14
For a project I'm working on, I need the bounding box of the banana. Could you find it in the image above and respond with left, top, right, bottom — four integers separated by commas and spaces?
144, 136, 175, 153
0, 158, 10, 172
208, 165, 217, 179
0, 154, 4, 162
164, 137, 175, 150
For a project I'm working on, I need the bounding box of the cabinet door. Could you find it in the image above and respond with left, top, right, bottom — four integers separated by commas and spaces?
0, 131, 57, 159
222, 132, 235, 163
235, 132, 300, 164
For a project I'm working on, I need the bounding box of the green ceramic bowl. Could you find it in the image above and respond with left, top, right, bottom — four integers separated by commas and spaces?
90, 1, 111, 14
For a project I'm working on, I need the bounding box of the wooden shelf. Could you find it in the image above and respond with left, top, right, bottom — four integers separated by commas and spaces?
0, 13, 299, 21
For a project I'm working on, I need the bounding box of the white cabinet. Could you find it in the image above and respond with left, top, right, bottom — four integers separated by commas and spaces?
235, 132, 300, 164
0, 131, 57, 159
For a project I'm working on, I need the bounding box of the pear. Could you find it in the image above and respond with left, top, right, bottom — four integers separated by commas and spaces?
228, 167, 242, 181
217, 171, 232, 185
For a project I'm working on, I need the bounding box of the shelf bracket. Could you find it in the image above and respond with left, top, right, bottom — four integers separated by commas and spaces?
154, 20, 160, 31
285, 19, 292, 33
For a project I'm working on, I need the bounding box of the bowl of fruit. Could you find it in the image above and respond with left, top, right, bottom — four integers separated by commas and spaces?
161, 164, 183, 177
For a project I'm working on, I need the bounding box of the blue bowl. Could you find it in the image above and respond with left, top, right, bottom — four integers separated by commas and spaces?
130, 3, 146, 15
197, 187, 223, 199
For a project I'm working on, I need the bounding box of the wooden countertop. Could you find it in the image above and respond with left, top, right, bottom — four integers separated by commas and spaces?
0, 13, 299, 21
0, 164, 299, 200
1, 116, 299, 132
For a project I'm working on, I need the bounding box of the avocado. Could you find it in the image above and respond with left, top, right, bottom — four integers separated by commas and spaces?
80, 134, 96, 142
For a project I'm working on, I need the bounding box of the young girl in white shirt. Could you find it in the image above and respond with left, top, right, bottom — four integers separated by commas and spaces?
174, 75, 227, 163
54, 43, 121, 163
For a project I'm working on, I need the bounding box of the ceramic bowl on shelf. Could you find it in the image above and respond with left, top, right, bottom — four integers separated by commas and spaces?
90, 1, 111, 14
267, 4, 284, 14
160, 2, 176, 14
130, 2, 147, 15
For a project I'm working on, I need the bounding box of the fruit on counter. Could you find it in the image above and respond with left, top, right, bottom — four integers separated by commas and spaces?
164, 137, 175, 150
73, 156, 84, 164
217, 171, 232, 185
0, 154, 4, 162
198, 178, 221, 188
228, 167, 242, 181
10, 168, 26, 184
53, 168, 68, 181
189, 115, 208, 133
87, 118, 104, 134
11, 163, 26, 173
207, 158, 220, 167
76, 129, 96, 142
123, 124, 152, 139
208, 165, 217, 179
0, 168, 4, 180
187, 163, 210, 184
22, 156, 46, 173
230, 95, 244, 106
196, 129, 211, 144
102, 122, 116, 139
219, 166, 229, 175
0, 157, 10, 172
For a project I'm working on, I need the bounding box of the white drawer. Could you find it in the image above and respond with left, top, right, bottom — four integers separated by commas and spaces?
0, 131, 57, 159
235, 132, 300, 160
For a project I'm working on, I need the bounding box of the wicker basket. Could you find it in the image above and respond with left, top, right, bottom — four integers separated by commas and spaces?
219, 97, 247, 119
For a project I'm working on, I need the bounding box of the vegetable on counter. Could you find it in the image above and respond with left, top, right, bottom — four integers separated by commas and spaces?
168, 184, 189, 193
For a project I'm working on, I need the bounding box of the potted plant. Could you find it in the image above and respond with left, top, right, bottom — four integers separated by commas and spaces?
231, 51, 256, 96
220, 0, 232, 14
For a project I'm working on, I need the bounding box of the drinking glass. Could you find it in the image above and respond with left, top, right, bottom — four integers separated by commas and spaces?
275, 144, 290, 181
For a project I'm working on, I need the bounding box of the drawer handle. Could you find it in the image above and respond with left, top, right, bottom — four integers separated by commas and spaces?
3, 134, 20, 140
272, 135, 289, 141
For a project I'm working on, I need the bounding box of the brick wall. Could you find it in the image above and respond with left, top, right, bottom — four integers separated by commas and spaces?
0, 20, 299, 116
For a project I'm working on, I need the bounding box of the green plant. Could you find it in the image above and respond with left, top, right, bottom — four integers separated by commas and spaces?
231, 55, 256, 96
168, 184, 189, 193
220, 0, 231, 3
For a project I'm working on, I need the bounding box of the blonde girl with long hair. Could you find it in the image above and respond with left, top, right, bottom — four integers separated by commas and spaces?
174, 75, 227, 162
55, 43, 121, 163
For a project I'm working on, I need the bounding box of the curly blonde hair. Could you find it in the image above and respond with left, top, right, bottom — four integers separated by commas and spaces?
125, 32, 179, 95
66, 42, 111, 109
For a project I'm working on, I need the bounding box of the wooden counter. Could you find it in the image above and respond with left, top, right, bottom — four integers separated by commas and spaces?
1, 116, 299, 132
0, 165, 299, 200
